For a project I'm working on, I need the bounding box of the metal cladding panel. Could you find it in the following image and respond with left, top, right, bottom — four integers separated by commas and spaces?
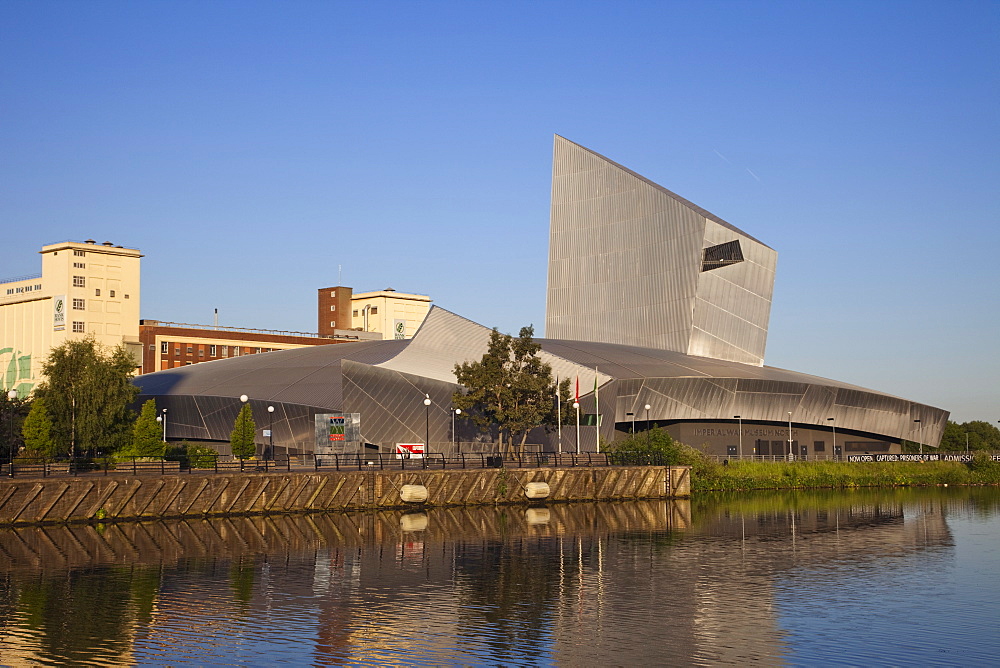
342, 360, 458, 448
690, 220, 777, 365
547, 136, 707, 351
545, 136, 776, 365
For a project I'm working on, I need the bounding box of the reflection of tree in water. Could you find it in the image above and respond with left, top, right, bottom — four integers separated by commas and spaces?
453, 529, 566, 658
230, 556, 257, 609
14, 564, 162, 664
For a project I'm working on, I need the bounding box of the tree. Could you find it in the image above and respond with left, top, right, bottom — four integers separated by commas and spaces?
230, 403, 257, 460
21, 398, 56, 459
34, 337, 138, 458
937, 420, 1000, 451
1, 391, 28, 463
120, 399, 164, 460
453, 326, 571, 454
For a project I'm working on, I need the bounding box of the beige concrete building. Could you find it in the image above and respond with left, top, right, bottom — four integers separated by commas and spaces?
349, 289, 431, 340
0, 239, 143, 397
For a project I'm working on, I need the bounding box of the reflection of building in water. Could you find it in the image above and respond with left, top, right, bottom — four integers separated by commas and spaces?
0, 496, 957, 665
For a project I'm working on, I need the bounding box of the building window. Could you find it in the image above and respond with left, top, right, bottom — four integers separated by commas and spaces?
72, 321, 85, 333
370, 306, 378, 314
124, 294, 129, 299
161, 342, 168, 354
233, 347, 240, 356
74, 250, 85, 257
255, 347, 262, 354
352, 309, 358, 317
186, 347, 193, 354
174, 347, 180, 356
110, 290, 116, 298
95, 289, 101, 296
72, 298, 85, 310
222, 346, 228, 357
210, 345, 216, 356
330, 321, 336, 328
814, 441, 826, 452
330, 305, 336, 311
73, 276, 86, 288
330, 291, 336, 297
199, 349, 204, 357
73, 262, 86, 269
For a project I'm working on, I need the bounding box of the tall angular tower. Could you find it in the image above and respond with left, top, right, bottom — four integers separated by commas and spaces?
545, 136, 777, 366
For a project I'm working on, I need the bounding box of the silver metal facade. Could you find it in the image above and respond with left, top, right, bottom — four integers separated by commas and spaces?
134, 307, 948, 452
545, 136, 777, 366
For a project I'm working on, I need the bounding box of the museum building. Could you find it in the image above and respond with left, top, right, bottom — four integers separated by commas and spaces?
133, 137, 948, 458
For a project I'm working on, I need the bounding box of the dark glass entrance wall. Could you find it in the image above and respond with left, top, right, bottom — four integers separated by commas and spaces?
651, 422, 904, 458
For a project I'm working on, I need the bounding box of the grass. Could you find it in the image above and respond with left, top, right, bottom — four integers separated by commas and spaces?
692, 453, 1000, 492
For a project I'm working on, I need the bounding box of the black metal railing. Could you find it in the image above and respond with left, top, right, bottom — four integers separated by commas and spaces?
0, 451, 680, 478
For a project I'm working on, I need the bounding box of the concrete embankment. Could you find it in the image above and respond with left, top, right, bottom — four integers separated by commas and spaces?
0, 465, 691, 526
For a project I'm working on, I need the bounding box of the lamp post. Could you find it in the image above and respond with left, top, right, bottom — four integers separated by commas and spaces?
573, 401, 580, 454
423, 394, 431, 467
627, 412, 635, 435
787, 411, 793, 461
734, 415, 742, 459
7, 389, 17, 478
452, 407, 461, 454
239, 394, 249, 463
160, 408, 168, 442
267, 405, 275, 461
914, 418, 922, 455
828, 417, 836, 461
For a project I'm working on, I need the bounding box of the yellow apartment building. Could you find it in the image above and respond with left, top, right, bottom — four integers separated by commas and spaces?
1, 239, 143, 397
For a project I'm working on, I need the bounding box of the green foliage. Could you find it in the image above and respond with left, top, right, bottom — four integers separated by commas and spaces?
453, 326, 568, 454
188, 443, 220, 468
1, 391, 28, 461
21, 397, 57, 458
114, 400, 163, 461
34, 336, 139, 457
120, 399, 165, 460
921, 419, 1000, 452
230, 404, 257, 460
692, 457, 1000, 492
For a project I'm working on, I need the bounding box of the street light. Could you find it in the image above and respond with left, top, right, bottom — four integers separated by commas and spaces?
627, 411, 635, 435
914, 418, 922, 455
452, 407, 461, 454
7, 389, 17, 478
573, 401, 580, 454
734, 415, 742, 459
787, 411, 793, 461
828, 417, 836, 461
423, 394, 431, 467
267, 405, 275, 461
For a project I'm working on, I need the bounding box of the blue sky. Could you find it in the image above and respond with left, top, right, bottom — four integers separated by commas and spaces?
2, 1, 997, 423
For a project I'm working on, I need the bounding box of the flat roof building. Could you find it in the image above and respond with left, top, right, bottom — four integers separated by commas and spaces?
1, 239, 142, 397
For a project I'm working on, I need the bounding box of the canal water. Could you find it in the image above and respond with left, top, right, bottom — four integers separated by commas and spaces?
0, 486, 998, 666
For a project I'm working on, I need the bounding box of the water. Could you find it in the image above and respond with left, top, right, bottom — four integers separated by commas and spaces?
0, 487, 998, 666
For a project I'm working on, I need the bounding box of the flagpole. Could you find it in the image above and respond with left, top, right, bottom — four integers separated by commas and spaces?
574, 376, 580, 454
594, 366, 600, 453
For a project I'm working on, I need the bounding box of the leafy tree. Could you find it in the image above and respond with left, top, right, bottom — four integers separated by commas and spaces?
119, 399, 164, 460
34, 337, 138, 458
453, 326, 571, 454
21, 398, 56, 458
1, 391, 28, 463
936, 420, 1000, 451
230, 403, 257, 460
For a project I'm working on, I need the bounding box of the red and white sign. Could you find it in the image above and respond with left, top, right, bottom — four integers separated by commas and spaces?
395, 443, 425, 458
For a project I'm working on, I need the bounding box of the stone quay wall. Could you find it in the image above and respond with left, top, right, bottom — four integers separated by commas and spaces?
0, 466, 691, 526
